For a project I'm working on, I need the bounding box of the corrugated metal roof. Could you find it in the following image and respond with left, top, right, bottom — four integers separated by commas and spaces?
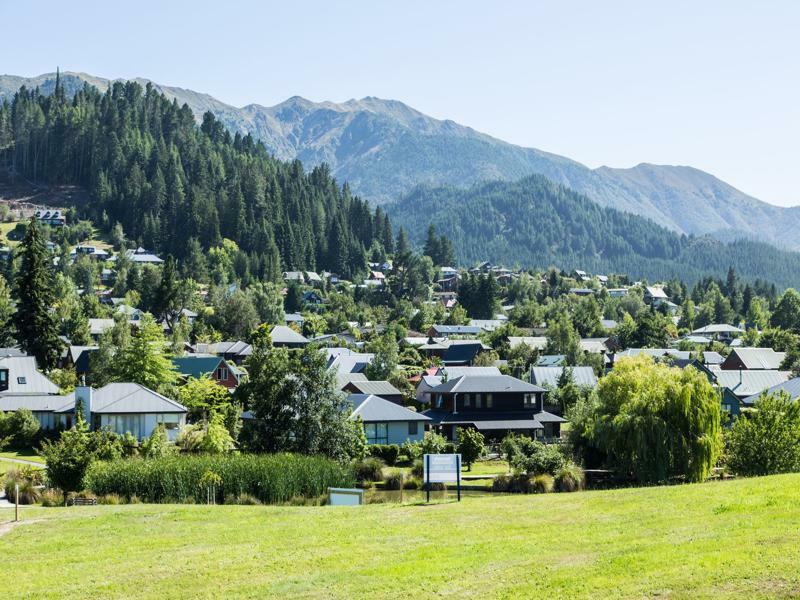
742, 377, 800, 405
348, 394, 430, 422
346, 380, 402, 397
530, 367, 598, 388
714, 370, 791, 398
0, 394, 73, 412
617, 348, 692, 361
726, 348, 786, 370
172, 355, 224, 379
436, 366, 501, 378
433, 375, 546, 394
692, 324, 745, 334
508, 337, 547, 350
270, 325, 309, 346
90, 383, 186, 413
0, 357, 60, 395
536, 355, 565, 367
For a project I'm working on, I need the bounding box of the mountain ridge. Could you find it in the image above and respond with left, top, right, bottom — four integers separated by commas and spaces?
2, 71, 798, 249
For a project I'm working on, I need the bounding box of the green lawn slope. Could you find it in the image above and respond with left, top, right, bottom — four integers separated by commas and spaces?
2, 474, 800, 599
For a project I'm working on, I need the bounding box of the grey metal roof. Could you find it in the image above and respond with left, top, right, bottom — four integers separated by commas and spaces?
422, 409, 565, 429
579, 338, 609, 353
336, 371, 368, 390
0, 394, 73, 412
431, 324, 482, 335
617, 348, 692, 361
436, 366, 501, 378
508, 336, 547, 350
600, 319, 618, 330
88, 383, 186, 414
530, 367, 598, 388
645, 286, 668, 299
726, 348, 786, 370
0, 357, 60, 395
692, 324, 745, 334
702, 351, 724, 365
432, 375, 546, 394
348, 394, 430, 422
346, 380, 402, 397
270, 325, 309, 346
536, 355, 566, 367
714, 370, 791, 398
742, 377, 800, 405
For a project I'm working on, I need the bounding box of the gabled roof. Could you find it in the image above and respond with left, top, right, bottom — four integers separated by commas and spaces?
0, 356, 60, 395
579, 338, 608, 354
742, 377, 800, 405
442, 342, 484, 365
508, 336, 547, 350
645, 286, 668, 299
617, 348, 692, 361
432, 375, 546, 394
172, 355, 225, 379
530, 367, 598, 388
77, 383, 186, 414
345, 380, 402, 397
124, 248, 163, 264
422, 409, 566, 429
536, 355, 566, 367
714, 370, 791, 398
725, 348, 786, 370
348, 394, 431, 422
0, 394, 73, 413
270, 325, 309, 346
430, 324, 482, 335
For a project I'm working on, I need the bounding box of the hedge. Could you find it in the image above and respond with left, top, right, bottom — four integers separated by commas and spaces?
85, 453, 355, 504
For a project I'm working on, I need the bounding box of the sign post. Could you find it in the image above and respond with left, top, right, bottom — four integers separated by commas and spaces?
423, 453, 462, 503
15, 484, 19, 522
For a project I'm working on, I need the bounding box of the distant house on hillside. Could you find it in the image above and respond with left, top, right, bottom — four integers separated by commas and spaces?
348, 394, 430, 445
172, 355, 243, 389
124, 247, 164, 264
269, 325, 310, 348
721, 347, 786, 371
342, 380, 404, 404
34, 209, 66, 227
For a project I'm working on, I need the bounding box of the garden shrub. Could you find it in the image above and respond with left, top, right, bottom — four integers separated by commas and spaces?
3, 466, 44, 504
554, 463, 585, 492
403, 477, 421, 490
411, 459, 424, 479
369, 444, 401, 466
40, 488, 64, 507
512, 441, 567, 476
401, 441, 422, 461
355, 457, 385, 483
383, 471, 405, 490
85, 453, 354, 505
531, 473, 554, 494
420, 432, 447, 455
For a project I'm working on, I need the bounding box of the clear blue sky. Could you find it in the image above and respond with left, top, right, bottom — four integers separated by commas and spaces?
3, 0, 798, 206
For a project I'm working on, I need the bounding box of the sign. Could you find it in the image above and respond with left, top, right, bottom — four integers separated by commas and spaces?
424, 453, 462, 502
328, 487, 364, 506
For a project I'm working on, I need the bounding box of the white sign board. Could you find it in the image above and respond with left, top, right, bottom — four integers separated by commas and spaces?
424, 453, 461, 483
328, 487, 364, 506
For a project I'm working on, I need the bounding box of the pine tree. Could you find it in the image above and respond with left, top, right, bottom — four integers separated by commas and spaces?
14, 218, 62, 369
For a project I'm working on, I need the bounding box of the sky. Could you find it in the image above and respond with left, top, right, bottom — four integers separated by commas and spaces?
2, 0, 799, 206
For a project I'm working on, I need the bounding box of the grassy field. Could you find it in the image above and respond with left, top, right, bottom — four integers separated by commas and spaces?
0, 449, 45, 464
2, 474, 800, 598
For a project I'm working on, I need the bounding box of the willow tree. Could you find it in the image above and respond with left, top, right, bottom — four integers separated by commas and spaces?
591, 355, 722, 483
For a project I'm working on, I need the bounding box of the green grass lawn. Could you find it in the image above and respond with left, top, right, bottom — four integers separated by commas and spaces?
463, 458, 509, 476
0, 449, 45, 464
2, 474, 800, 598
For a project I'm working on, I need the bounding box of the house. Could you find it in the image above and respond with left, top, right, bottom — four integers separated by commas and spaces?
614, 348, 692, 362
692, 324, 744, 343
469, 319, 507, 332
305, 271, 323, 285
72, 245, 109, 261
326, 349, 375, 388
530, 366, 598, 389
347, 394, 430, 444
573, 269, 590, 281
600, 319, 618, 331
427, 324, 482, 337
269, 325, 310, 348
441, 340, 489, 366
536, 355, 566, 367
302, 290, 323, 305
607, 288, 629, 298
0, 356, 61, 396
422, 375, 565, 441
0, 382, 187, 440
343, 380, 404, 404
88, 318, 117, 340
124, 247, 164, 264
284, 313, 304, 327
712, 370, 791, 416
568, 288, 594, 297
415, 366, 502, 403
171, 355, 243, 389
644, 286, 668, 305
34, 209, 66, 227
62, 345, 99, 378
283, 271, 305, 283
721, 347, 786, 371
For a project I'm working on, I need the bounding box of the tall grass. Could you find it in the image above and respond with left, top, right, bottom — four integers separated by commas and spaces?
85, 454, 355, 505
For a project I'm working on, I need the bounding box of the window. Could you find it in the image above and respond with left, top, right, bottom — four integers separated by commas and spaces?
0, 369, 8, 392
106, 414, 142, 438
435, 395, 443, 408
475, 394, 482, 409
408, 421, 418, 435
157, 413, 181, 430
17, 376, 26, 385
216, 367, 229, 381
486, 393, 493, 408
364, 422, 388, 444
524, 393, 535, 408
464, 393, 471, 408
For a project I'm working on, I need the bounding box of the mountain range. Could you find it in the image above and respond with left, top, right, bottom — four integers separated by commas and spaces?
2, 71, 799, 249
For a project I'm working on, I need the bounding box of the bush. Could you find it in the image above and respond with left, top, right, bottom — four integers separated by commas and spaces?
40, 488, 64, 507
420, 432, 447, 455
554, 463, 585, 492
443, 442, 457, 455
726, 392, 800, 476
492, 473, 533, 493
500, 433, 539, 464
0, 409, 41, 448
403, 477, 421, 490
531, 474, 554, 494
411, 459, 424, 479
355, 457, 385, 483
4, 466, 44, 504
401, 441, 422, 461
369, 444, 401, 466
383, 471, 405, 490
457, 427, 485, 470
85, 453, 354, 505
512, 441, 566, 476
97, 493, 123, 505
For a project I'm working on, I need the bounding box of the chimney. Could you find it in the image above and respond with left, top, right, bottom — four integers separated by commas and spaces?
75, 377, 92, 429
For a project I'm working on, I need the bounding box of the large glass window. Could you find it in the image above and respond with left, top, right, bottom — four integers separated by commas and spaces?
106, 414, 142, 438
408, 421, 418, 435
364, 422, 388, 444
475, 394, 482, 409
464, 393, 471, 408
157, 413, 181, 430
486, 393, 493, 408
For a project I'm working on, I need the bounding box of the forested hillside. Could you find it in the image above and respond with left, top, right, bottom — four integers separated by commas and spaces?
0, 79, 393, 281
388, 176, 800, 288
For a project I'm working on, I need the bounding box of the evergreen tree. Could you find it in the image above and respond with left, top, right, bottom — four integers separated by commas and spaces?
14, 218, 62, 369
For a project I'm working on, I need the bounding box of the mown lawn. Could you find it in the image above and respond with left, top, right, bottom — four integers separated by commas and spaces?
0, 448, 45, 464
2, 474, 800, 599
